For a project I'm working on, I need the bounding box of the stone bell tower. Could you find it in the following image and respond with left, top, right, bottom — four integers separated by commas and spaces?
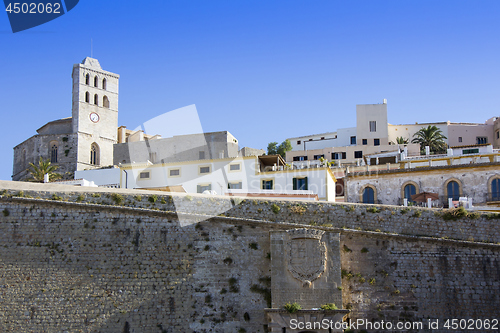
71, 57, 119, 170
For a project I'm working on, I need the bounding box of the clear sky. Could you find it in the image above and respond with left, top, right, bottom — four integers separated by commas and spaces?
1, 0, 499, 180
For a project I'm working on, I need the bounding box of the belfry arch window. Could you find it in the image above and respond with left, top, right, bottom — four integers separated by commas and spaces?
103, 95, 109, 108
403, 183, 417, 203
102, 78, 107, 90
85, 73, 90, 85
90, 143, 99, 165
94, 75, 98, 87
50, 142, 58, 163
94, 94, 99, 105
85, 91, 90, 103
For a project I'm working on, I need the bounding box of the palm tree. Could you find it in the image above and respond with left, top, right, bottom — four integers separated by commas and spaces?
411, 125, 447, 154
27, 157, 63, 182
395, 136, 409, 144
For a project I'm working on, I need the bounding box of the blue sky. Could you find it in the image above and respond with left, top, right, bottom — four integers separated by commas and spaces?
1, 0, 499, 180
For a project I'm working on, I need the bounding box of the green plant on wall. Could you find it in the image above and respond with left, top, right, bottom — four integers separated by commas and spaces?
320, 303, 338, 310
283, 302, 301, 313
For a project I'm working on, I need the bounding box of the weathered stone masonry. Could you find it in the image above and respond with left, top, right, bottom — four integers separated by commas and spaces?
0, 184, 499, 332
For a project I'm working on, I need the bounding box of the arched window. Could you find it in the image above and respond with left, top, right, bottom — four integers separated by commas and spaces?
85, 91, 90, 103
94, 75, 98, 87
90, 143, 99, 165
361, 186, 376, 204
403, 183, 417, 202
85, 73, 90, 85
491, 178, 500, 201
102, 78, 107, 90
103, 95, 109, 108
447, 181, 460, 200
50, 142, 58, 163
94, 94, 98, 105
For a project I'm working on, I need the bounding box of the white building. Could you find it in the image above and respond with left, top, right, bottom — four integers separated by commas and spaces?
287, 99, 499, 165
76, 155, 337, 201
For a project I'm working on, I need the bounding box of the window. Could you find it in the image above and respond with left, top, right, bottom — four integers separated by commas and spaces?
197, 184, 212, 193
139, 171, 150, 179
313, 154, 324, 160
103, 96, 109, 108
85, 74, 90, 85
462, 148, 479, 155
262, 179, 273, 190
297, 140, 301, 145
102, 78, 107, 90
332, 152, 346, 160
94, 76, 98, 87
492, 178, 500, 201
199, 166, 211, 174
354, 151, 362, 159
228, 182, 242, 189
458, 137, 462, 143
362, 187, 375, 204
94, 94, 98, 105
447, 181, 460, 200
85, 91, 90, 103
321, 137, 325, 140
477, 137, 488, 144
169, 168, 180, 177
403, 184, 416, 202
199, 151, 205, 160
362, 139, 367, 145
369, 121, 376, 132
293, 177, 308, 190
50, 143, 58, 163
90, 143, 99, 165
497, 131, 499, 139
350, 136, 356, 145
229, 163, 241, 171
293, 156, 308, 161
374, 139, 380, 146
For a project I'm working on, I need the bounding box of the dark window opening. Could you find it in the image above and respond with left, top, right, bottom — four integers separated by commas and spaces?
362, 139, 367, 145
354, 151, 362, 158
374, 138, 380, 146
350, 136, 356, 145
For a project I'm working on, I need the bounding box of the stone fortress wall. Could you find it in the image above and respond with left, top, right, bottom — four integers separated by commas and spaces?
0, 181, 499, 332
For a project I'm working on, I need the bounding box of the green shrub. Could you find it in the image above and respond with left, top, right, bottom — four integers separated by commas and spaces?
343, 245, 352, 253
412, 210, 422, 218
229, 277, 239, 292
320, 303, 338, 310
283, 302, 301, 313
2, 209, 9, 217
249, 243, 258, 250
76, 194, 85, 202
361, 247, 369, 253
111, 193, 124, 205
367, 207, 380, 213
271, 204, 281, 214
134, 195, 142, 202
51, 194, 63, 201
91, 193, 101, 198
223, 257, 233, 265
442, 206, 468, 221
148, 195, 158, 203
400, 208, 409, 214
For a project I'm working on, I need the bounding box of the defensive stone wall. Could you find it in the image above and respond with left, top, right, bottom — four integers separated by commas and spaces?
0, 181, 499, 332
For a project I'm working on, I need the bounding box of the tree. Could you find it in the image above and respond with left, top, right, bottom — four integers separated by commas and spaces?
277, 140, 292, 158
267, 140, 292, 159
411, 125, 447, 154
267, 142, 278, 155
27, 157, 63, 182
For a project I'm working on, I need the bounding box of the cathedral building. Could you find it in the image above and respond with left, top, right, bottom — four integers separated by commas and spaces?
12, 57, 119, 181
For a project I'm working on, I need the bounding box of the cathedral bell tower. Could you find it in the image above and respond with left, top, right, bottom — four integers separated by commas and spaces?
71, 57, 119, 171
